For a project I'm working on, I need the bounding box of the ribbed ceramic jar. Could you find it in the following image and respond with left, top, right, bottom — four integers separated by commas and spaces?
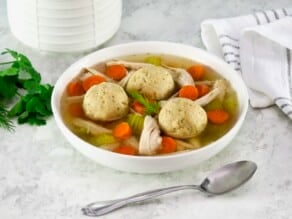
7, 0, 122, 52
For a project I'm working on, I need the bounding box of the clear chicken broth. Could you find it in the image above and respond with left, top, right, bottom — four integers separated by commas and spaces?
61, 54, 239, 156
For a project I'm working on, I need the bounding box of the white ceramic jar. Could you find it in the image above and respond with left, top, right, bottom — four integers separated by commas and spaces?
7, 0, 122, 52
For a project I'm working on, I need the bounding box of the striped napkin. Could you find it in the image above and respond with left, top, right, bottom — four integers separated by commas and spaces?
201, 8, 292, 119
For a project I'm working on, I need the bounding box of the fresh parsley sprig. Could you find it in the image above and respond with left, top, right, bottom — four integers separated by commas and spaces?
0, 104, 14, 131
128, 91, 160, 115
0, 49, 54, 131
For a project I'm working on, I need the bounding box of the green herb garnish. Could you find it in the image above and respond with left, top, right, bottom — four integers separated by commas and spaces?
128, 91, 160, 115
0, 104, 14, 131
0, 49, 54, 131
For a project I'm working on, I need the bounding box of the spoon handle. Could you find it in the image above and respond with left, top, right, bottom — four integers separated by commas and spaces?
82, 184, 199, 217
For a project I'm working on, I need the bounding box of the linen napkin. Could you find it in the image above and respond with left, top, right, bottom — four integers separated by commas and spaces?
201, 8, 292, 119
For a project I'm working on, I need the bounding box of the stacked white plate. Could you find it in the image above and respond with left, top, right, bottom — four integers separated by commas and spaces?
7, 0, 122, 52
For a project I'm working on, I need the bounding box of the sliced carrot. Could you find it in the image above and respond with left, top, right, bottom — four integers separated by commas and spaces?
207, 109, 230, 124
196, 84, 210, 97
187, 65, 205, 80
106, 64, 127, 80
113, 122, 132, 140
66, 80, 85, 96
178, 85, 199, 100
68, 103, 84, 117
159, 136, 177, 154
114, 145, 136, 155
82, 75, 106, 91
131, 100, 145, 114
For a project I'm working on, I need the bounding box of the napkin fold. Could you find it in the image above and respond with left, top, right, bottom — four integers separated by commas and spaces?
201, 8, 292, 119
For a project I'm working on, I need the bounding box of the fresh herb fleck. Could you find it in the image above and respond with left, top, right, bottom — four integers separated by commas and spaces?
128, 91, 160, 115
0, 104, 14, 131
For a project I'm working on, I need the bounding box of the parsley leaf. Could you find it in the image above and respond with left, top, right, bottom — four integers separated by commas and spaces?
8, 99, 25, 117
0, 67, 18, 77
9, 84, 53, 125
1, 49, 41, 84
0, 76, 18, 99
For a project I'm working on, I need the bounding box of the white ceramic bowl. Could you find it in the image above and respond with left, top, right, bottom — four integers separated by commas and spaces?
52, 41, 249, 173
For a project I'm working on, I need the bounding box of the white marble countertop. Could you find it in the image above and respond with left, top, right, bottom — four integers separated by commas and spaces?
1, 0, 292, 219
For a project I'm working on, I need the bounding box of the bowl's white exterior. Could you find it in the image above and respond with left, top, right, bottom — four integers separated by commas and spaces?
52, 41, 249, 173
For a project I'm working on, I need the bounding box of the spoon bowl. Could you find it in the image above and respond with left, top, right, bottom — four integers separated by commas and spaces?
200, 160, 257, 194
82, 160, 257, 217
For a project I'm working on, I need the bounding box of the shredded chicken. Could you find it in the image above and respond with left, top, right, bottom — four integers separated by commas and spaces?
84, 67, 113, 81
194, 79, 227, 106
175, 139, 201, 150
139, 116, 162, 155
195, 87, 221, 106
188, 138, 202, 149
194, 80, 215, 86
163, 65, 195, 86
65, 95, 84, 104
100, 143, 120, 151
72, 118, 111, 135
213, 79, 228, 101
118, 70, 134, 88
123, 136, 139, 150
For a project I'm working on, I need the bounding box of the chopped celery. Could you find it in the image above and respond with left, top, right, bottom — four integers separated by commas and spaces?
89, 133, 117, 146
204, 98, 223, 111
72, 126, 91, 139
127, 113, 145, 135
223, 92, 238, 116
144, 56, 161, 66
187, 138, 201, 149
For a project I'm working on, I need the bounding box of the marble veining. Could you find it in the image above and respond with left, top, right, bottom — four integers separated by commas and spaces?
1, 0, 292, 218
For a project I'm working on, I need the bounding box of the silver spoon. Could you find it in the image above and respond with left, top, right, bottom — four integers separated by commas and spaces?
82, 160, 257, 217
